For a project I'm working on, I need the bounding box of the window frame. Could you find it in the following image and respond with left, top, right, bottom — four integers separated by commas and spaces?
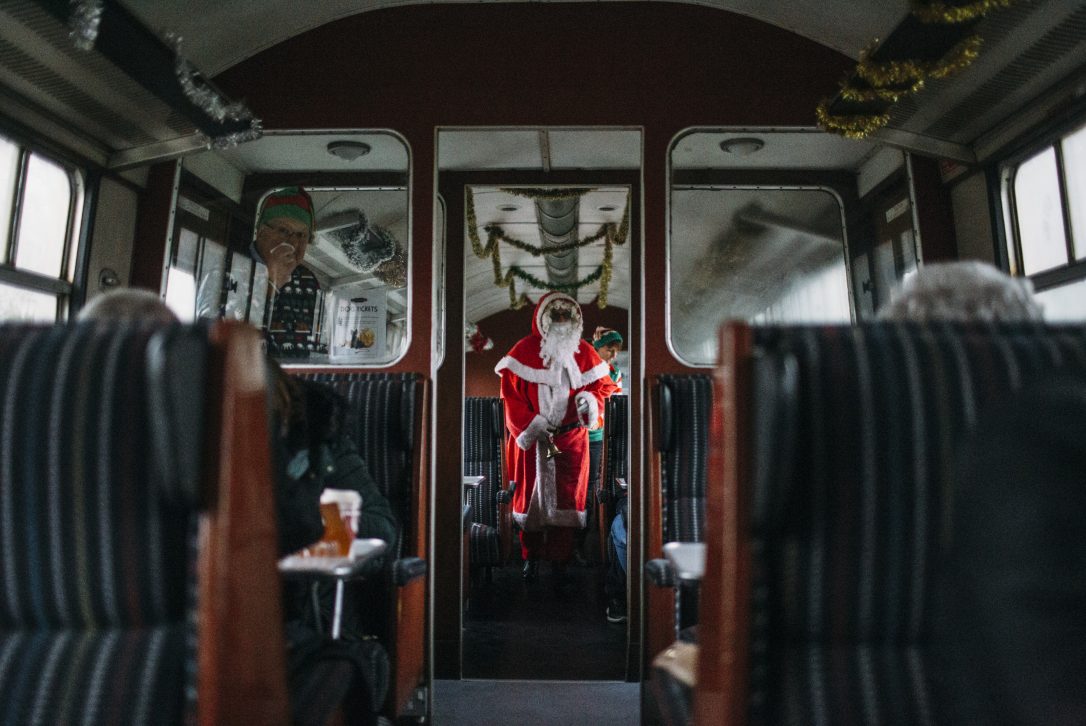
1001, 114, 1086, 293
0, 128, 86, 322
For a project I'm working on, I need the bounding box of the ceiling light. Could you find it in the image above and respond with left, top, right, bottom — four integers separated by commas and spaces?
719, 137, 764, 156
498, 204, 519, 212
327, 140, 372, 161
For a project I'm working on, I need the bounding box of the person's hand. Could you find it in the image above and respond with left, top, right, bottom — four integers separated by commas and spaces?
267, 242, 299, 289
576, 396, 591, 427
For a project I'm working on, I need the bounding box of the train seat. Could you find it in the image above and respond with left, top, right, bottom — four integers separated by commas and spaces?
463, 397, 514, 580
295, 372, 429, 721
695, 321, 1086, 726
0, 321, 333, 725
597, 395, 629, 564
645, 374, 713, 668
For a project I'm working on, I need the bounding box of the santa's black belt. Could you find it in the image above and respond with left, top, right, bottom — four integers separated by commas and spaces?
548, 421, 581, 435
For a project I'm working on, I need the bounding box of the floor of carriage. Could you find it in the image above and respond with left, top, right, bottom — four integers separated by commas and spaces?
432, 679, 640, 725
461, 527, 626, 680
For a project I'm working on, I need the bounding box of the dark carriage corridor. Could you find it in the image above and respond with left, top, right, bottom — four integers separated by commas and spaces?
462, 560, 627, 681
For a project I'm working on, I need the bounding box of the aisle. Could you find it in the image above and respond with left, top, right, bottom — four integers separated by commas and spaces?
462, 558, 626, 680
432, 679, 639, 725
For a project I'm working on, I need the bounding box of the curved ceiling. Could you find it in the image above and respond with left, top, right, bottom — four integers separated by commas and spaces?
122, 0, 910, 75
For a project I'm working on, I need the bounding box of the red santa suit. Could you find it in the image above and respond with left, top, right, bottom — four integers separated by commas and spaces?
495, 292, 617, 562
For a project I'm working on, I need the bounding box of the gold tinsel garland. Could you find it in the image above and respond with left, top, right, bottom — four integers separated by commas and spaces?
817, 0, 1013, 139
465, 187, 629, 309
839, 76, 925, 103
912, 0, 1015, 24
815, 101, 892, 140
856, 34, 983, 86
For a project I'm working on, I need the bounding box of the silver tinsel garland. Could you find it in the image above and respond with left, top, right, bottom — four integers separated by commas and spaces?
332, 211, 398, 272
170, 34, 264, 149
68, 0, 103, 51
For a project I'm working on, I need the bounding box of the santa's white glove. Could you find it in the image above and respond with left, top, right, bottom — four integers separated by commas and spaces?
574, 391, 600, 430
516, 415, 551, 451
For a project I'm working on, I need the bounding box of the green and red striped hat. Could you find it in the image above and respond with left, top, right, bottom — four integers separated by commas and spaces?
258, 186, 314, 232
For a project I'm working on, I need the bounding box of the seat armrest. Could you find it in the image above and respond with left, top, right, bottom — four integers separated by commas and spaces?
496, 480, 516, 504
392, 557, 427, 586
645, 558, 677, 587
615, 477, 628, 492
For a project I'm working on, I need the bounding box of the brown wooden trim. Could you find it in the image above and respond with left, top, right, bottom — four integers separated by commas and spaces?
390, 377, 430, 717
695, 322, 752, 726
393, 578, 427, 717
197, 322, 290, 725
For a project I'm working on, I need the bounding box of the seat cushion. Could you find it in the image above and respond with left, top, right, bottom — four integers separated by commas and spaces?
0, 625, 185, 725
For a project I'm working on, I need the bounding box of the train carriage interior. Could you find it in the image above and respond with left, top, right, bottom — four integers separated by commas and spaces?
1, 0, 1085, 723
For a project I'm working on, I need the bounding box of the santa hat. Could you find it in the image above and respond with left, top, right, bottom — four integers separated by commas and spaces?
533, 291, 582, 337
258, 186, 314, 232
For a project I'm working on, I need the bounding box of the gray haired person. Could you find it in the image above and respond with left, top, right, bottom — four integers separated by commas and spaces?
78, 288, 179, 324
877, 260, 1043, 322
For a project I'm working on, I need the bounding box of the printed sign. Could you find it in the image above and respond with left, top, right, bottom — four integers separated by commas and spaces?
329, 285, 387, 362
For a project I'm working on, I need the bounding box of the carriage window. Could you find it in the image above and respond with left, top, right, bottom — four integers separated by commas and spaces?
0, 133, 82, 322
1006, 119, 1086, 319
668, 186, 851, 365
166, 132, 411, 366
277, 186, 410, 366
1013, 147, 1068, 274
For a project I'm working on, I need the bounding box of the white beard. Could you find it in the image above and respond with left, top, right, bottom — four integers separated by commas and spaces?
540, 321, 582, 370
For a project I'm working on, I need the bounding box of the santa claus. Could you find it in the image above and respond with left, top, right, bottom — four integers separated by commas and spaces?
495, 291, 618, 579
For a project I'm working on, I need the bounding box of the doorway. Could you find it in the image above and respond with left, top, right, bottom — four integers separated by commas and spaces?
433, 128, 641, 681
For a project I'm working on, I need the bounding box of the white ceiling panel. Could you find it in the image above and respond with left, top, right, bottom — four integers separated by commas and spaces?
211, 131, 409, 173
548, 129, 642, 169
671, 129, 877, 171
439, 130, 542, 171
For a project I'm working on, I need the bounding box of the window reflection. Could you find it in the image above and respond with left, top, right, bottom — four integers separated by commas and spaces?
669, 187, 851, 365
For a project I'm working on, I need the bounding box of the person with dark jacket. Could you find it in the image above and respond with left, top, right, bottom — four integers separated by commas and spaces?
270, 364, 397, 555
270, 363, 397, 726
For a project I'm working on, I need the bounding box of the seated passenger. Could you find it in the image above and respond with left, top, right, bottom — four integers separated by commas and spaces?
270, 364, 397, 555
605, 497, 628, 623
877, 260, 1043, 321
78, 287, 179, 324
270, 363, 398, 726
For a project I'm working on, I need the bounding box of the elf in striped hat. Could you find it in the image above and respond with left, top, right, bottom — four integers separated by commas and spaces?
254, 186, 314, 289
